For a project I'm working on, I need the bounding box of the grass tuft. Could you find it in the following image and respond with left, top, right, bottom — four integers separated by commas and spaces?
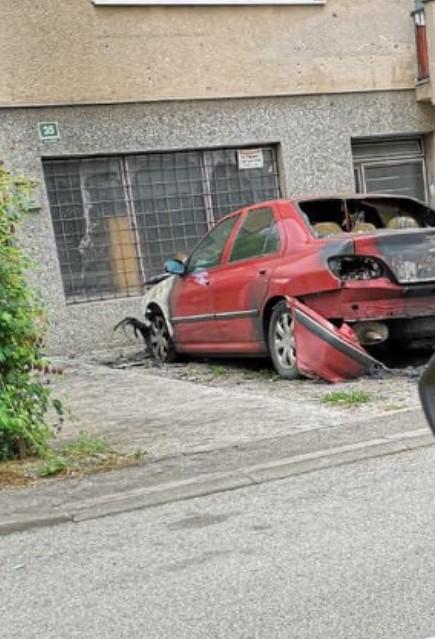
36, 455, 67, 478
210, 365, 227, 376
62, 432, 110, 458
321, 390, 372, 408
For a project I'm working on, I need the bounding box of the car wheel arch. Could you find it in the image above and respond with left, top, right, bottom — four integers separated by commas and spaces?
145, 302, 174, 338
145, 301, 162, 319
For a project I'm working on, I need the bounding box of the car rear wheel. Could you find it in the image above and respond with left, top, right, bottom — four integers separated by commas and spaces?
148, 310, 177, 364
268, 301, 300, 380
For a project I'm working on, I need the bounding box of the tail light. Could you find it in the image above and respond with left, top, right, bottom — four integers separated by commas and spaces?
328, 255, 384, 281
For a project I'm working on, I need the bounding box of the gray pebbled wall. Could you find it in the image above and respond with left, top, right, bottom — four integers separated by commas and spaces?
0, 90, 434, 354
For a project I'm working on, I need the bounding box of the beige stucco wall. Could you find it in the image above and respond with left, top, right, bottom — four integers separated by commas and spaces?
0, 0, 417, 106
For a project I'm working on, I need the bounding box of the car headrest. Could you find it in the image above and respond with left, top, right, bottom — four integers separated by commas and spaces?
313, 222, 342, 238
386, 216, 419, 229
353, 222, 377, 234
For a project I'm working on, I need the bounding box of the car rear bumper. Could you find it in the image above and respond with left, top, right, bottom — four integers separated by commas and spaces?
303, 289, 435, 323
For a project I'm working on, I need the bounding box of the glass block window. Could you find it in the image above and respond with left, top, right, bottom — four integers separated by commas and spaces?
43, 145, 280, 303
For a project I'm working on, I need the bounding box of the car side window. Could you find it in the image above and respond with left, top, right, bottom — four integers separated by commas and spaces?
230, 208, 280, 262
188, 216, 238, 273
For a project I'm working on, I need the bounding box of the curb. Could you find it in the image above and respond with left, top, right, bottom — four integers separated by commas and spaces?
1, 428, 433, 536
0, 515, 72, 536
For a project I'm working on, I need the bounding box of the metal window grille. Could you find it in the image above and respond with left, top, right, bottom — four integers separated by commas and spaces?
43, 146, 280, 303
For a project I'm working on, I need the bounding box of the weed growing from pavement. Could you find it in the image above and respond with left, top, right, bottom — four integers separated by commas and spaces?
36, 456, 67, 478
0, 432, 146, 486
62, 432, 109, 458
210, 365, 228, 376
34, 432, 146, 479
321, 390, 372, 408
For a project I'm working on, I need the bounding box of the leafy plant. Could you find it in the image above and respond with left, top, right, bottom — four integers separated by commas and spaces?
0, 165, 57, 460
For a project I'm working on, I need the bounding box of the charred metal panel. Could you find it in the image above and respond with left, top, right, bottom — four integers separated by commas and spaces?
142, 275, 177, 336
321, 239, 355, 259
351, 229, 435, 284
374, 230, 435, 284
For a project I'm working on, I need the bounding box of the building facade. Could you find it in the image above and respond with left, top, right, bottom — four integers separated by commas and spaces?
1, 0, 434, 353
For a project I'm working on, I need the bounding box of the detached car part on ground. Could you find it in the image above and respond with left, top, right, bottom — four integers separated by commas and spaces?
118, 194, 435, 383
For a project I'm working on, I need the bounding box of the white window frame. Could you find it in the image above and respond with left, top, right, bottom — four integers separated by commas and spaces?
352, 136, 428, 202
92, 0, 325, 6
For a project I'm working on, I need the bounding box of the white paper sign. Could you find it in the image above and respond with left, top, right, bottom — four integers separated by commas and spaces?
237, 149, 264, 170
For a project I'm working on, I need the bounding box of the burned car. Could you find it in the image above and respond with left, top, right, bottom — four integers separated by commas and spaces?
126, 195, 435, 382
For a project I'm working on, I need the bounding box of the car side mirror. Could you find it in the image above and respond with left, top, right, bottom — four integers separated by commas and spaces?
164, 258, 186, 276
419, 353, 435, 435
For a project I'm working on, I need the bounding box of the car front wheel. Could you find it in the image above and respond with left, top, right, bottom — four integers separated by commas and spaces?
147, 310, 177, 364
268, 301, 300, 380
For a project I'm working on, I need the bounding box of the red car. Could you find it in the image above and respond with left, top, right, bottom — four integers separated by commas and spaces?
134, 195, 435, 382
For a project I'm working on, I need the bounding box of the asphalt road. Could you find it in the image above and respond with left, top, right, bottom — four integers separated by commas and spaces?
2, 447, 435, 639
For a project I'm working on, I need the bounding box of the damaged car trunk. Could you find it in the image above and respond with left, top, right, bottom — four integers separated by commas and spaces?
354, 229, 435, 284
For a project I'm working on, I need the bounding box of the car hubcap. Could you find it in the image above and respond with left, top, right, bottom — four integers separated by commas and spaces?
274, 310, 296, 370
149, 315, 170, 362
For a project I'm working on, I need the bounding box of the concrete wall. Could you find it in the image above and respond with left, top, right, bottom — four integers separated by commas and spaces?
0, 90, 433, 354
0, 0, 417, 106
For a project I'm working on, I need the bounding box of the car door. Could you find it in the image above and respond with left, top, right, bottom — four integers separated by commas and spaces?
170, 215, 239, 346
211, 205, 284, 349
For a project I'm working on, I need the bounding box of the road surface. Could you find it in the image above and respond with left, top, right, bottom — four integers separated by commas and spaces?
2, 446, 435, 639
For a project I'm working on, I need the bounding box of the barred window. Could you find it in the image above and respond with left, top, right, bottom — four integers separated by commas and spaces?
43, 146, 280, 303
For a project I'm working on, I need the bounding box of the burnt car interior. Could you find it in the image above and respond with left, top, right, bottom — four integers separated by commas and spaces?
299, 197, 435, 238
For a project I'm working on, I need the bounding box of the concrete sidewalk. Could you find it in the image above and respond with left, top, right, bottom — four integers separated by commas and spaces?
1, 407, 432, 535
51, 356, 420, 458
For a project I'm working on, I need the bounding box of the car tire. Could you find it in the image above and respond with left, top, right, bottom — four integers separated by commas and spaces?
268, 301, 300, 380
147, 309, 177, 364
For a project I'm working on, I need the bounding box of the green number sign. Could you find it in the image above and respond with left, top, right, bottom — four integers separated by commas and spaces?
38, 122, 60, 141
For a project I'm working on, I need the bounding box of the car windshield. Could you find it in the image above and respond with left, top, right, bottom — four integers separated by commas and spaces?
299, 197, 435, 238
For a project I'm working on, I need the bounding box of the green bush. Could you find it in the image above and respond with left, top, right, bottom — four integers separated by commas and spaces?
0, 165, 57, 460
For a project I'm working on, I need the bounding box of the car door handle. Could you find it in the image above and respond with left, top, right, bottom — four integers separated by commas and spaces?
258, 269, 268, 276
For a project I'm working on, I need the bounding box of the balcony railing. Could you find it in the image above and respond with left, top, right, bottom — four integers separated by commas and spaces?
413, 8, 430, 81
